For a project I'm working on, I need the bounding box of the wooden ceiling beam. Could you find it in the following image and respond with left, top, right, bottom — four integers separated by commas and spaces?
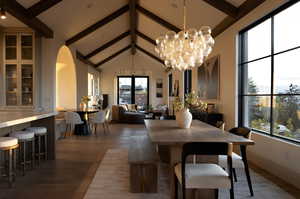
136, 45, 164, 65
136, 30, 156, 45
66, 4, 129, 46
203, 0, 238, 18
85, 31, 130, 59
129, 0, 137, 54
4, 0, 53, 38
27, 0, 62, 18
136, 5, 181, 32
212, 0, 266, 37
76, 51, 96, 67
96, 45, 131, 67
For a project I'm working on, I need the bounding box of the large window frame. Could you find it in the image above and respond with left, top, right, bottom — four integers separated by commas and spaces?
238, 0, 300, 144
117, 75, 149, 106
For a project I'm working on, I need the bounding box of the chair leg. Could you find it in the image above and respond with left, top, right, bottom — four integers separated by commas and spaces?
94, 124, 98, 136
214, 189, 219, 199
22, 142, 26, 176
241, 146, 254, 196
174, 174, 178, 199
8, 149, 13, 188
102, 123, 106, 135
230, 188, 234, 199
38, 136, 41, 167
31, 139, 35, 169
44, 134, 48, 160
105, 122, 110, 133
233, 168, 237, 182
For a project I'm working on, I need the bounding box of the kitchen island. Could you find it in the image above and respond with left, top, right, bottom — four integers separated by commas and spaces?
0, 110, 57, 160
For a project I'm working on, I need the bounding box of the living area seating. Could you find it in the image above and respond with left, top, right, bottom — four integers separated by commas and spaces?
112, 104, 145, 124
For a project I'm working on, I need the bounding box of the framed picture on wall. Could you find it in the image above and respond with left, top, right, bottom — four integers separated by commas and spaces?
156, 79, 163, 98
198, 55, 220, 100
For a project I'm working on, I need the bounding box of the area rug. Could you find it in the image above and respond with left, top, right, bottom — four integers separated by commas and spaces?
83, 149, 295, 199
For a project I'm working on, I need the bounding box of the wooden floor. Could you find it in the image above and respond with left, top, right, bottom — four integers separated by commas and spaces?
0, 123, 299, 199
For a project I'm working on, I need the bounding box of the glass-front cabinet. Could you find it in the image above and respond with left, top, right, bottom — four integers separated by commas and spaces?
3, 32, 35, 107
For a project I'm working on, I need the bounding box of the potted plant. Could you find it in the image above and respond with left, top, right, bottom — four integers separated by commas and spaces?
173, 91, 207, 129
80, 96, 91, 110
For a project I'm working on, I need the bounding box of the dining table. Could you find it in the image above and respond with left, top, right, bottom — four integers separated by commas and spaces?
73, 108, 99, 136
145, 119, 254, 199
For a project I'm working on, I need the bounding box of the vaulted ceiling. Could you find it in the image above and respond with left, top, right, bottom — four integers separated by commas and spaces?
1, 0, 266, 70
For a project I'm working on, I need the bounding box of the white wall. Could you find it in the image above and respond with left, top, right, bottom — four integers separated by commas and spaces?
100, 50, 168, 108
195, 0, 300, 189
38, 33, 100, 111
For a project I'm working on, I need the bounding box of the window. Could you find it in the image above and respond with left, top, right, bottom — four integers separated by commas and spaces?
239, 1, 300, 143
117, 76, 149, 110
184, 70, 192, 95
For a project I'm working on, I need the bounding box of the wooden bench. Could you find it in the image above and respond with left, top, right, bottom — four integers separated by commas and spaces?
128, 135, 159, 193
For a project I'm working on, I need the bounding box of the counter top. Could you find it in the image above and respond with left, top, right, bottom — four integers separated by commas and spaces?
0, 111, 57, 128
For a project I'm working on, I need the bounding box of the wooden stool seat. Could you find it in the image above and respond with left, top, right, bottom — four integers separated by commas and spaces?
0, 137, 18, 148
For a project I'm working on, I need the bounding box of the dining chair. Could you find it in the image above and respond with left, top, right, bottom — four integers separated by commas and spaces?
174, 142, 234, 199
216, 121, 225, 131
218, 127, 254, 196
64, 112, 84, 138
90, 111, 106, 136
104, 108, 111, 133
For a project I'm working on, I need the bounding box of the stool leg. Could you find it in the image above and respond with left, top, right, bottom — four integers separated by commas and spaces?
44, 134, 48, 160
22, 142, 26, 176
32, 139, 35, 169
38, 136, 41, 166
13, 149, 17, 182
8, 149, 13, 188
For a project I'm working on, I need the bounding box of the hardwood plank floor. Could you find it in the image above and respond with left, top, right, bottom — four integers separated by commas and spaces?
0, 123, 299, 199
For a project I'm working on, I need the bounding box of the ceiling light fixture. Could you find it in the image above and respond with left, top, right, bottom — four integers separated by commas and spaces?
0, 2, 6, 20
155, 0, 214, 71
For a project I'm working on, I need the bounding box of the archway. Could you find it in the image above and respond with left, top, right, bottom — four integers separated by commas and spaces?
55, 45, 77, 110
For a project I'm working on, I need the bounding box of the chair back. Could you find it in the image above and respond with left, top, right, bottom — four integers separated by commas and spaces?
64, 112, 83, 125
182, 142, 232, 162
92, 111, 106, 123
229, 127, 251, 139
105, 108, 111, 121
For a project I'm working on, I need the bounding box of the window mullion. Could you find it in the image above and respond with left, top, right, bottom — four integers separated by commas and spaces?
270, 16, 275, 136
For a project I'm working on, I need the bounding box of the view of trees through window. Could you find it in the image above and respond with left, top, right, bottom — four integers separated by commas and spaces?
240, 1, 300, 142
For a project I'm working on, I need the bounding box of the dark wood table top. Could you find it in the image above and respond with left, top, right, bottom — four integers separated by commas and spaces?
145, 120, 254, 146
69, 108, 99, 114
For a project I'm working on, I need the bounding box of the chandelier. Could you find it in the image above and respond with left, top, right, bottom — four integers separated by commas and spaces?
155, 0, 214, 71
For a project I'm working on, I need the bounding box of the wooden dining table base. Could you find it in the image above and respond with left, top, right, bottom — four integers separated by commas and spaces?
169, 145, 217, 199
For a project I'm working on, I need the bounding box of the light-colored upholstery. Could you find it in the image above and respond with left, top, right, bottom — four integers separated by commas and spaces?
10, 131, 35, 140
0, 137, 18, 148
27, 127, 47, 135
105, 108, 111, 122
219, 152, 244, 168
90, 111, 105, 124
174, 163, 231, 189
64, 112, 84, 125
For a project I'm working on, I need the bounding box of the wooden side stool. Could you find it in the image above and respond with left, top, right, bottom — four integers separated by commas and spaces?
10, 131, 35, 176
0, 137, 18, 187
27, 127, 48, 166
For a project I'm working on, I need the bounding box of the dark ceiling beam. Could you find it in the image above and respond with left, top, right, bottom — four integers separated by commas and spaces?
96, 45, 131, 67
212, 0, 266, 37
129, 0, 137, 54
136, 5, 181, 32
136, 45, 164, 65
27, 0, 62, 18
203, 0, 238, 18
136, 30, 156, 45
85, 31, 130, 59
76, 51, 96, 67
66, 5, 129, 46
4, 0, 53, 38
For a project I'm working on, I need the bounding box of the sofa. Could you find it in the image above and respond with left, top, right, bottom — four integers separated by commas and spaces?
112, 104, 145, 124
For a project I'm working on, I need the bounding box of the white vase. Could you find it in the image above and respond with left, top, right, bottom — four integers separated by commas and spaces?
175, 108, 192, 129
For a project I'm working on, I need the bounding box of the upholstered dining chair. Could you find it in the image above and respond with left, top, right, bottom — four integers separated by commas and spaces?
90, 110, 106, 136
64, 112, 83, 138
218, 127, 254, 196
104, 108, 111, 133
174, 142, 234, 199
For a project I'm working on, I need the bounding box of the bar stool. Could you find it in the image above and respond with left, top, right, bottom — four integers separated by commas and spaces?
10, 131, 35, 176
27, 127, 47, 166
0, 137, 18, 187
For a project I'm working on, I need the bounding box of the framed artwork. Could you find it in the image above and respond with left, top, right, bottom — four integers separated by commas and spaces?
198, 55, 220, 100
156, 79, 163, 98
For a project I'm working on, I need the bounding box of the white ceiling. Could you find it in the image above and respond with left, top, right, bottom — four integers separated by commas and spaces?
9, 0, 247, 67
